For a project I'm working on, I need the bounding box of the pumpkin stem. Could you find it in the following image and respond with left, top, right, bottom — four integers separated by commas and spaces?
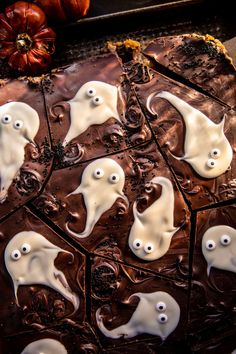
16, 33, 33, 53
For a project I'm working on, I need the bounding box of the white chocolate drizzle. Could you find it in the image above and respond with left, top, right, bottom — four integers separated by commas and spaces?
66, 157, 127, 238
147, 91, 233, 178
63, 81, 120, 145
21, 338, 67, 354
0, 101, 40, 203
128, 176, 179, 261
96, 291, 180, 340
202, 225, 236, 275
4, 231, 79, 311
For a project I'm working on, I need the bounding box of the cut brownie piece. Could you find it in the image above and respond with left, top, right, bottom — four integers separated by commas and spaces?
0, 78, 53, 220
134, 68, 236, 209
34, 141, 190, 280
42, 53, 151, 168
91, 256, 188, 350
143, 34, 236, 109
0, 207, 85, 336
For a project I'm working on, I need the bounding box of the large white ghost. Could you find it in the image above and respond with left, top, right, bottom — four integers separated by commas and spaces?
147, 91, 233, 178
128, 176, 179, 261
66, 157, 127, 238
202, 225, 236, 275
21, 338, 68, 354
0, 101, 40, 203
63, 81, 121, 146
4, 231, 79, 311
96, 291, 180, 340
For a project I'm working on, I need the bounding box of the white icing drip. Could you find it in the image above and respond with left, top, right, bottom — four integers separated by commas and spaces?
63, 81, 120, 146
0, 102, 40, 203
147, 91, 233, 178
66, 157, 127, 238
96, 291, 180, 340
201, 225, 236, 275
128, 176, 179, 261
21, 338, 67, 354
4, 231, 79, 311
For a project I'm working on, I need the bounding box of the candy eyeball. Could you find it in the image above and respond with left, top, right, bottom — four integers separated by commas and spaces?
86, 87, 96, 97
11, 249, 21, 261
109, 173, 120, 184
132, 239, 143, 250
156, 301, 167, 312
206, 159, 216, 168
205, 239, 216, 251
93, 96, 104, 106
220, 234, 231, 246
13, 120, 24, 130
210, 148, 221, 159
93, 168, 104, 179
20, 243, 31, 254
158, 313, 168, 324
1, 114, 12, 124
144, 242, 154, 254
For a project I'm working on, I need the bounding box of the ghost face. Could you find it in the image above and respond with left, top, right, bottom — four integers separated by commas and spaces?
96, 291, 180, 340
129, 176, 179, 261
21, 338, 68, 354
0, 101, 40, 203
66, 157, 127, 238
4, 231, 79, 311
147, 91, 233, 179
202, 225, 236, 275
63, 81, 120, 146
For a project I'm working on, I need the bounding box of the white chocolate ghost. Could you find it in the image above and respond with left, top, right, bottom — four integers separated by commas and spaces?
128, 176, 179, 261
202, 225, 236, 275
0, 102, 40, 203
63, 81, 120, 146
66, 157, 127, 238
96, 291, 180, 340
4, 231, 79, 311
147, 91, 233, 178
21, 338, 68, 354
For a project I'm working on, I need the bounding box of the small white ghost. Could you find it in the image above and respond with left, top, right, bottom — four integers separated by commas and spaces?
96, 291, 180, 340
0, 101, 40, 203
147, 91, 233, 179
4, 231, 79, 311
20, 338, 68, 354
66, 157, 127, 238
63, 81, 121, 146
202, 225, 236, 275
128, 176, 179, 261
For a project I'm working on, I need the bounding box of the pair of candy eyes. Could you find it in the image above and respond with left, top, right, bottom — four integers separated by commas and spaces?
132, 239, 154, 254
206, 148, 221, 169
1, 115, 24, 129
156, 301, 168, 324
86, 88, 103, 106
205, 234, 231, 251
93, 168, 120, 184
11, 243, 31, 260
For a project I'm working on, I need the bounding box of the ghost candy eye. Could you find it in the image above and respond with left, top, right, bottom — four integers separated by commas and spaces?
93, 96, 104, 106
206, 159, 216, 168
144, 242, 154, 254
109, 173, 120, 184
156, 301, 167, 312
158, 313, 168, 324
86, 87, 96, 97
11, 249, 21, 261
93, 168, 104, 179
20, 243, 31, 254
132, 239, 143, 250
210, 148, 221, 159
13, 120, 24, 130
220, 234, 231, 246
1, 114, 12, 124
205, 239, 216, 251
